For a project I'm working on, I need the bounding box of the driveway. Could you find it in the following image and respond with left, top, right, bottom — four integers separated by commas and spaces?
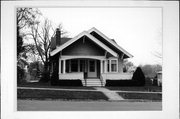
17, 100, 162, 111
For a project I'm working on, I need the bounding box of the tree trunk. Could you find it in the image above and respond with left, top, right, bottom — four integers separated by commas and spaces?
39, 61, 50, 82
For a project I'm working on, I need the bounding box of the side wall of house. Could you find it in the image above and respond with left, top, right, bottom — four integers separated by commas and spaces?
118, 58, 123, 73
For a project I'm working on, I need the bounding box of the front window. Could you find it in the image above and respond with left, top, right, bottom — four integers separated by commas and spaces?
107, 60, 109, 72
71, 59, 78, 72
111, 60, 117, 72
66, 60, 69, 73
80, 60, 85, 72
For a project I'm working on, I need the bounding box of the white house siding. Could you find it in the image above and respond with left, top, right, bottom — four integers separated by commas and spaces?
118, 58, 123, 73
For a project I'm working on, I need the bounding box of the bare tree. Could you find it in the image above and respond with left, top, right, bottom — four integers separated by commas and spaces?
26, 18, 68, 82
17, 8, 41, 59
17, 8, 41, 83
17, 8, 41, 30
17, 8, 68, 82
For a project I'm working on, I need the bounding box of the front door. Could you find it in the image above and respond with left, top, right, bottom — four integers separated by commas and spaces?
87, 60, 97, 78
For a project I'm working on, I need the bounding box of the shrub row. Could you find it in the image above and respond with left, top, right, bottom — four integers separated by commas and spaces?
51, 80, 83, 86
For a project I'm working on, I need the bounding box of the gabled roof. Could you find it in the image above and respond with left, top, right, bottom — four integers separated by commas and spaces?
50, 37, 71, 50
61, 37, 72, 45
50, 31, 118, 57
88, 27, 133, 58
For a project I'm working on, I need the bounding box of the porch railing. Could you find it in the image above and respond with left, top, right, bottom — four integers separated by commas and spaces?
100, 75, 105, 86
101, 73, 133, 81
59, 72, 84, 80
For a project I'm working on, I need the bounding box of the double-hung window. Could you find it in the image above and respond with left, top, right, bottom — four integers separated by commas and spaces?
107, 58, 118, 72
111, 60, 117, 72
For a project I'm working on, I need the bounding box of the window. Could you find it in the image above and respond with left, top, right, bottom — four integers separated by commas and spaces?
107, 60, 109, 72
106, 59, 118, 72
71, 59, 78, 72
80, 60, 85, 72
111, 60, 117, 72
66, 60, 69, 73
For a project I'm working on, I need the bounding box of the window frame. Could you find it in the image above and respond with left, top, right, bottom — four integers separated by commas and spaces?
107, 58, 118, 73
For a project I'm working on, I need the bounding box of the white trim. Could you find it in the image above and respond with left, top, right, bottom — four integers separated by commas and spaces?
107, 58, 118, 73
109, 60, 111, 73
101, 73, 133, 80
63, 60, 66, 74
100, 60, 103, 73
59, 72, 84, 81
88, 27, 133, 58
59, 58, 61, 75
104, 60, 107, 73
50, 31, 118, 57
60, 55, 106, 60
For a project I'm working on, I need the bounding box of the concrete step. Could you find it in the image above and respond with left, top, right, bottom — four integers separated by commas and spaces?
85, 83, 102, 86
83, 78, 103, 86
86, 81, 101, 83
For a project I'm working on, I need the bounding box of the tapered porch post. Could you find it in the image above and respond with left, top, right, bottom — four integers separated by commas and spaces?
109, 60, 111, 73
104, 60, 107, 73
63, 60, 66, 74
100, 60, 103, 73
59, 58, 61, 75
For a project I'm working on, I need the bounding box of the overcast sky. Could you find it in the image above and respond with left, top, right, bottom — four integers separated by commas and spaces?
39, 7, 162, 66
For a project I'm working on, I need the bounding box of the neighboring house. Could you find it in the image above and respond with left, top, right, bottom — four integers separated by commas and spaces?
157, 71, 162, 86
50, 27, 133, 86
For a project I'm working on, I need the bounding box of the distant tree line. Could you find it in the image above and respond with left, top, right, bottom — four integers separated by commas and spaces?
123, 59, 162, 79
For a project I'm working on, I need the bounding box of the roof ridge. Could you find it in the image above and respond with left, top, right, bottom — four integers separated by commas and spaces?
87, 27, 133, 58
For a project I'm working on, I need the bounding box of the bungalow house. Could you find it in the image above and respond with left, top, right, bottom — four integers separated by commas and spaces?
50, 27, 133, 86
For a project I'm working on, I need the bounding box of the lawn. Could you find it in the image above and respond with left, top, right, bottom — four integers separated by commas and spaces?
18, 82, 95, 90
118, 92, 162, 101
106, 86, 162, 92
17, 89, 108, 101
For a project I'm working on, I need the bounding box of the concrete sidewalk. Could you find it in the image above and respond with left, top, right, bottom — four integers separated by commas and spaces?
95, 87, 124, 101
18, 86, 161, 101
18, 87, 162, 94
18, 86, 96, 92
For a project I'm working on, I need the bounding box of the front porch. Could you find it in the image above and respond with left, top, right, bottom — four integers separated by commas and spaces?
57, 56, 132, 86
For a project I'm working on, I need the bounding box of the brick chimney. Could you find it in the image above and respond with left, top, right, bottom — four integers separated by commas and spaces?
56, 28, 61, 46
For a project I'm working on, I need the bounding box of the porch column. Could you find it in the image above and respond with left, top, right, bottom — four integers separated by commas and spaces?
59, 58, 61, 75
100, 60, 103, 73
104, 60, 107, 73
109, 60, 111, 73
63, 60, 66, 74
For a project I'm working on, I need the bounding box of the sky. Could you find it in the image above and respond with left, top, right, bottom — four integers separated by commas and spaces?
39, 7, 162, 66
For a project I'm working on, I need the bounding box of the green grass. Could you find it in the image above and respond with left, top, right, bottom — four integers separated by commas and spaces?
118, 92, 162, 101
17, 89, 108, 101
18, 82, 95, 90
106, 86, 162, 92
